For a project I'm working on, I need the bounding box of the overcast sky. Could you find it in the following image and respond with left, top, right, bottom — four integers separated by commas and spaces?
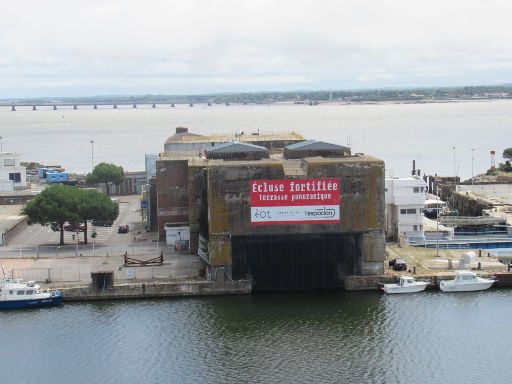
1, 0, 511, 98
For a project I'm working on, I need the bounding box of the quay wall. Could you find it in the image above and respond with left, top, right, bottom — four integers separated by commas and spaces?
450, 191, 494, 216
61, 278, 252, 301
344, 271, 504, 291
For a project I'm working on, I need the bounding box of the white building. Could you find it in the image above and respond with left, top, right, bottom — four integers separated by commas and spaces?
0, 153, 26, 192
385, 177, 427, 241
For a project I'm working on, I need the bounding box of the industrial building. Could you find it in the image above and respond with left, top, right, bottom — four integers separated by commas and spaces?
153, 128, 386, 291
0, 152, 27, 192
385, 176, 427, 241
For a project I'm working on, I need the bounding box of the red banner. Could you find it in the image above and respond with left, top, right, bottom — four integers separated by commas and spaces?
250, 178, 340, 224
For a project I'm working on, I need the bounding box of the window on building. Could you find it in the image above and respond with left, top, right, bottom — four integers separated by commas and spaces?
406, 208, 416, 214
413, 225, 418, 231
8, 173, 21, 183
3, 159, 15, 166
400, 209, 406, 214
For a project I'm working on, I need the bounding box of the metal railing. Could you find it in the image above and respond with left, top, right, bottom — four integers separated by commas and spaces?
0, 242, 167, 259
9, 265, 175, 284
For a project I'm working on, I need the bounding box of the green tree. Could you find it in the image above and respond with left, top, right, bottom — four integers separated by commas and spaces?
85, 162, 125, 196
75, 189, 119, 244
503, 147, 512, 160
23, 185, 80, 245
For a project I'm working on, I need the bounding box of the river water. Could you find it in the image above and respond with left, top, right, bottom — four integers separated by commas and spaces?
0, 100, 510, 179
0, 290, 510, 384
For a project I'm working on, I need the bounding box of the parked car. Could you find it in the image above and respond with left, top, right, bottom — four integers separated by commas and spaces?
118, 224, 129, 234
64, 222, 85, 232
92, 219, 113, 227
50, 222, 60, 232
389, 258, 407, 271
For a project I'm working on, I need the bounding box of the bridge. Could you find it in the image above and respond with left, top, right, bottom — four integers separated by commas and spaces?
1, 102, 183, 111
0, 101, 247, 111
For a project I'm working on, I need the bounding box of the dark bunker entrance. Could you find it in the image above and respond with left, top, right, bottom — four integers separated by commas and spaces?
232, 233, 362, 291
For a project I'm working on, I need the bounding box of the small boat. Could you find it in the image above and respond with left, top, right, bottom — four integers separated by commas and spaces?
381, 275, 429, 294
439, 270, 495, 293
0, 276, 63, 309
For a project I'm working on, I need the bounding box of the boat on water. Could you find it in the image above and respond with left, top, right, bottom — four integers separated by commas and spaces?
0, 276, 63, 309
381, 275, 429, 294
439, 270, 495, 293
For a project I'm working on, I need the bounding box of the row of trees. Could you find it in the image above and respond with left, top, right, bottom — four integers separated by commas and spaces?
23, 184, 119, 245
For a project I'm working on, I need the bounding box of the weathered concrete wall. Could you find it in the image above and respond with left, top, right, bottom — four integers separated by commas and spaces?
61, 278, 252, 300
156, 159, 189, 240
188, 165, 208, 254
362, 231, 385, 275
450, 191, 494, 216
207, 156, 386, 268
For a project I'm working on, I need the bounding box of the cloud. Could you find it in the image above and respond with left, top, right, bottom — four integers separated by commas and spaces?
1, 0, 512, 97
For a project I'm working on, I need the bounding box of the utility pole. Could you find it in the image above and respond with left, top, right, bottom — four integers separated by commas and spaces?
90, 140, 94, 170
471, 148, 475, 185
452, 146, 456, 178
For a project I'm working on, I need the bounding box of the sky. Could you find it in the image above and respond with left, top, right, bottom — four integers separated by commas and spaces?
1, 0, 512, 98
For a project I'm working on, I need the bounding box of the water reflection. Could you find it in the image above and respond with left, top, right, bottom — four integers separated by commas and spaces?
0, 291, 511, 383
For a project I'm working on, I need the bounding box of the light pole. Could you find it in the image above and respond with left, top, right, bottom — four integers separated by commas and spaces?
0, 136, 3, 152
90, 140, 94, 170
452, 146, 456, 178
471, 148, 475, 185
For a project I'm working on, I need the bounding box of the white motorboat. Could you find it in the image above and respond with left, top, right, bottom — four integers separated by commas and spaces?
381, 275, 429, 294
439, 270, 495, 293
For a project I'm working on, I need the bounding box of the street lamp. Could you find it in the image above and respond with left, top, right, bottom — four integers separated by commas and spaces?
452, 146, 456, 178
471, 148, 475, 185
90, 140, 94, 170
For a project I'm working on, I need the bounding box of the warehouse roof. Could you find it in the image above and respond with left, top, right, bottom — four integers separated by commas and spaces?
286, 140, 349, 151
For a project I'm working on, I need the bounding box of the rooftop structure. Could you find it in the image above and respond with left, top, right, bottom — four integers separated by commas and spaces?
163, 127, 304, 154
284, 140, 351, 159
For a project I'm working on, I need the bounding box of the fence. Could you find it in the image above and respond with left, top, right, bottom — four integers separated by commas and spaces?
10, 265, 175, 284
0, 242, 167, 259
